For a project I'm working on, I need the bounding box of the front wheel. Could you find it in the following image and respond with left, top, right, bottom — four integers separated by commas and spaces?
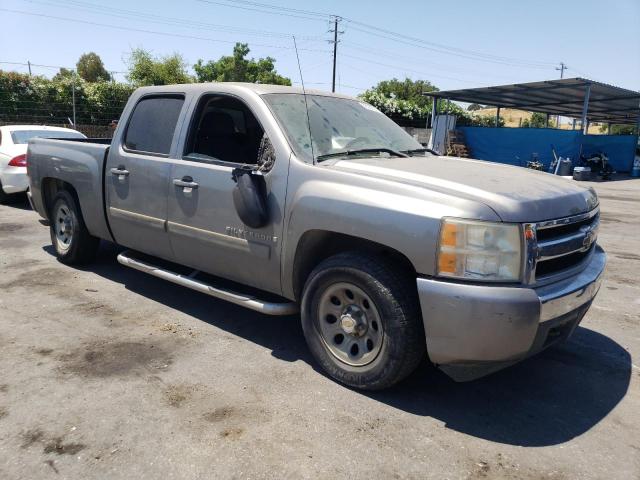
49, 190, 99, 265
301, 252, 425, 390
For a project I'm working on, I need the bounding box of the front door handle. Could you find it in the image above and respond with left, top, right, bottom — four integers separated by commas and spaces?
173, 177, 199, 189
110, 166, 130, 176
110, 165, 129, 183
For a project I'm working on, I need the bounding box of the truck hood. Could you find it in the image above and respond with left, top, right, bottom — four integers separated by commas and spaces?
328, 155, 598, 222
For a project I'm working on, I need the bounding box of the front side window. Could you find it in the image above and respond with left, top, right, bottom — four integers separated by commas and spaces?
10, 130, 85, 144
124, 96, 184, 155
184, 95, 271, 167
262, 94, 423, 162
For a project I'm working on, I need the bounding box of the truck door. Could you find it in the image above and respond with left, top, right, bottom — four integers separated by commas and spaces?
106, 94, 187, 259
166, 93, 288, 294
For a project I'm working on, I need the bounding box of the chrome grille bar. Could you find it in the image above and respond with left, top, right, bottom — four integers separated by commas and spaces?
537, 218, 599, 261
523, 208, 600, 284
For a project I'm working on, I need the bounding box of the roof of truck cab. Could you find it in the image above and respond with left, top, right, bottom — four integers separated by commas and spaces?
134, 82, 357, 100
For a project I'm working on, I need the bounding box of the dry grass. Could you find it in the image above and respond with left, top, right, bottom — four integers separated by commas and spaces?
473, 107, 604, 133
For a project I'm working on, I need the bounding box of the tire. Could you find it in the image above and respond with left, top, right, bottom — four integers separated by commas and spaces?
0, 180, 12, 204
301, 252, 425, 390
49, 190, 99, 265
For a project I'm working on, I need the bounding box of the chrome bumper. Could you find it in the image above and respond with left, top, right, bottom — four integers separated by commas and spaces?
417, 245, 606, 381
537, 249, 605, 321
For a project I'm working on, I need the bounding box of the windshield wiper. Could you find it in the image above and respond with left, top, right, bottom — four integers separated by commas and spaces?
401, 148, 438, 156
316, 148, 408, 162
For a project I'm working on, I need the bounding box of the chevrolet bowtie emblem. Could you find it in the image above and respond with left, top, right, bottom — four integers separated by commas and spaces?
582, 229, 595, 250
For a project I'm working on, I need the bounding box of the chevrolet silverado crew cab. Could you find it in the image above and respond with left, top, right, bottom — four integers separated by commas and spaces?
27, 83, 605, 390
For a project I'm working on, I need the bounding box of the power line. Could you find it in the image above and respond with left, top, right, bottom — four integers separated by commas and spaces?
0, 8, 331, 54
196, 0, 558, 68
342, 19, 556, 68
215, 0, 330, 19
20, 0, 326, 41
0, 60, 126, 74
345, 25, 553, 69
196, 0, 329, 22
340, 42, 545, 82
338, 52, 480, 85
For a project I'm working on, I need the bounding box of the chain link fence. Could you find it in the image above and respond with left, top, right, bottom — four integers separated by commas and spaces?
0, 69, 132, 138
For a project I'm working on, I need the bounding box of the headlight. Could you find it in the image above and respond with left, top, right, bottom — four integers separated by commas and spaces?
437, 218, 522, 282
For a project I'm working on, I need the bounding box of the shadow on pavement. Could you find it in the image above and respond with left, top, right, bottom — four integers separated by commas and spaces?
44, 241, 632, 448
1, 193, 31, 210
44, 241, 310, 364
367, 327, 631, 446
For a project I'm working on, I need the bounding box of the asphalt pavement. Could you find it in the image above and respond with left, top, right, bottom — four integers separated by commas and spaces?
0, 177, 638, 479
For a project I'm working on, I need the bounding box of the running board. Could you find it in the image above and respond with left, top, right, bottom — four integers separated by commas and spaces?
117, 250, 298, 316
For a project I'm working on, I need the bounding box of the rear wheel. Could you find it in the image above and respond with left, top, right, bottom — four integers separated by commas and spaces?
49, 190, 99, 264
301, 252, 425, 390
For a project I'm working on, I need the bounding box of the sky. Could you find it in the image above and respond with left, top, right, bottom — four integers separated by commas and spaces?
1, 0, 639, 95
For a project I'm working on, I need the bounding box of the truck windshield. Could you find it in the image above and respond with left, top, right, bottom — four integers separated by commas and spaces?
262, 94, 423, 162
11, 130, 85, 144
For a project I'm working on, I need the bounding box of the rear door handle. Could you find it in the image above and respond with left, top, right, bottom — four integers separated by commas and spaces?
173, 177, 199, 189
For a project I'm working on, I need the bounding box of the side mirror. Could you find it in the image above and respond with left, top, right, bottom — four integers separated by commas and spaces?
231, 167, 269, 228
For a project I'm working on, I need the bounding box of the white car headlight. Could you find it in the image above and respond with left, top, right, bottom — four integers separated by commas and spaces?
437, 218, 522, 282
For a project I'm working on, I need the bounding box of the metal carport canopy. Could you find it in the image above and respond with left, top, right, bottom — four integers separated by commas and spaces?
424, 78, 640, 125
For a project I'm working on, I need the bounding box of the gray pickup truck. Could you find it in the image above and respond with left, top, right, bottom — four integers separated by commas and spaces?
27, 83, 605, 389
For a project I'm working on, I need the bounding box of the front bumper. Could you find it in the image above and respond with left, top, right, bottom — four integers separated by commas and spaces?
417, 245, 606, 381
0, 166, 29, 194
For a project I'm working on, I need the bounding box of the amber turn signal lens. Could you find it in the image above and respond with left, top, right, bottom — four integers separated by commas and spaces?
438, 252, 457, 273
440, 222, 457, 247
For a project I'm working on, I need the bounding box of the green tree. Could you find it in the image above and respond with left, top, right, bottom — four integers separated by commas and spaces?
126, 49, 192, 86
0, 70, 133, 126
193, 43, 291, 85
467, 103, 483, 111
365, 78, 438, 110
53, 67, 74, 81
358, 78, 442, 126
522, 112, 548, 128
599, 123, 636, 135
76, 52, 112, 82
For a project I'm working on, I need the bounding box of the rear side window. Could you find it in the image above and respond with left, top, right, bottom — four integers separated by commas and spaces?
124, 95, 184, 155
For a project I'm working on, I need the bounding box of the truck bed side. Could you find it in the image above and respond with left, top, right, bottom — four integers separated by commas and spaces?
27, 138, 113, 241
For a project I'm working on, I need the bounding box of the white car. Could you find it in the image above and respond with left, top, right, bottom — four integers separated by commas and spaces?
0, 125, 86, 203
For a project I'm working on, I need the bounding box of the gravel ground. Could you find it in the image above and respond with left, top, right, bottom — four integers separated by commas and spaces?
0, 178, 638, 480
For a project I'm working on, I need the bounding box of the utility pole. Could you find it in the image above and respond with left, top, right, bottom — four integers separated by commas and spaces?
27, 61, 32, 76
554, 62, 567, 128
329, 16, 342, 93
556, 62, 567, 79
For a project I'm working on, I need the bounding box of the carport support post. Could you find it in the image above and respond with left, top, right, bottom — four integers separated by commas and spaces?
430, 97, 438, 129
545, 113, 550, 128
495, 107, 500, 127
581, 83, 591, 135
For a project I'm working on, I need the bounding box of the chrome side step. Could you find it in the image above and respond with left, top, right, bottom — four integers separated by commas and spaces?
117, 250, 298, 316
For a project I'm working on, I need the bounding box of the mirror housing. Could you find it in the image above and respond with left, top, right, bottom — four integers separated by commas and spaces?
231, 167, 269, 228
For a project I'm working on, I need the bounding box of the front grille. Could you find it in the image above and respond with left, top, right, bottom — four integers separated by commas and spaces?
535, 215, 596, 242
535, 247, 592, 277
533, 209, 599, 280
